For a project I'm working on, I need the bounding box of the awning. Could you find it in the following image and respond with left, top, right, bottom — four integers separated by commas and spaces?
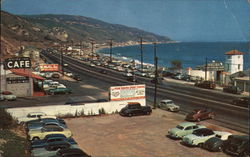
10, 69, 45, 80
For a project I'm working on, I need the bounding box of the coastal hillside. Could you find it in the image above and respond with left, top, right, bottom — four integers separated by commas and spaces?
1, 11, 171, 56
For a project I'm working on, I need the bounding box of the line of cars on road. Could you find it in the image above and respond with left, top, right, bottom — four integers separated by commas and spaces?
38, 79, 72, 95
18, 112, 91, 157
167, 121, 249, 157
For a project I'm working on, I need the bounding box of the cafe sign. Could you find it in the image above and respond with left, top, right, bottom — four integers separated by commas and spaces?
4, 57, 31, 69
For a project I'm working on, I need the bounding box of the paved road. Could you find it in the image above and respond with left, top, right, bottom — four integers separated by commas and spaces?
42, 51, 249, 134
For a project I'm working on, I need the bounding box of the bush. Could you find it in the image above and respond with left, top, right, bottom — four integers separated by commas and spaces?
0, 108, 17, 130
98, 108, 106, 115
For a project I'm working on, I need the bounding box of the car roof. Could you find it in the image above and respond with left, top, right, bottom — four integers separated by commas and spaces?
214, 131, 232, 136
178, 122, 196, 127
57, 148, 89, 156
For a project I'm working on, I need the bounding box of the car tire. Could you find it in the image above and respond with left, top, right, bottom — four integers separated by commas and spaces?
198, 143, 203, 147
146, 111, 150, 115
128, 113, 132, 117
32, 137, 39, 141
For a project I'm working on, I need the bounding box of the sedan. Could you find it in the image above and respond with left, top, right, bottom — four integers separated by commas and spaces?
203, 132, 232, 152
56, 148, 91, 157
185, 108, 215, 121
168, 122, 206, 139
232, 97, 250, 108
182, 128, 217, 147
158, 99, 180, 112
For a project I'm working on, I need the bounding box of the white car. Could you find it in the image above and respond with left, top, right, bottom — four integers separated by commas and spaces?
182, 128, 226, 147
158, 99, 180, 112
123, 72, 133, 77
18, 112, 56, 124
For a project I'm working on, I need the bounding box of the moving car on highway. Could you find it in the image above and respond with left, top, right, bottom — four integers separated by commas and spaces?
194, 81, 216, 89
185, 108, 215, 121
48, 88, 72, 95
232, 97, 250, 107
158, 99, 180, 112
168, 122, 206, 139
223, 86, 242, 94
119, 102, 152, 117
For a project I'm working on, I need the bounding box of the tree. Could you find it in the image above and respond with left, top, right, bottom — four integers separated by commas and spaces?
171, 60, 182, 70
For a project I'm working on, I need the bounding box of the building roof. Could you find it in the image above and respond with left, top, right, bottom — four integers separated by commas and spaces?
225, 50, 243, 55
10, 69, 45, 80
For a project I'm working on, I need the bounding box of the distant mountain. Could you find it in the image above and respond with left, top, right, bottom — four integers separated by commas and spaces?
0, 11, 171, 56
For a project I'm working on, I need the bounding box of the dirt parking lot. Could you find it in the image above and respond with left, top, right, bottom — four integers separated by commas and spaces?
65, 109, 240, 157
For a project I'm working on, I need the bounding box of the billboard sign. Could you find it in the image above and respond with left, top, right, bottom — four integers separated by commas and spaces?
4, 57, 31, 69
110, 84, 145, 101
40, 64, 59, 72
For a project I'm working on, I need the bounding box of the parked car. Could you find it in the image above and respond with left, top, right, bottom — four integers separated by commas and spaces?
194, 81, 216, 89
72, 74, 82, 81
158, 99, 180, 112
31, 141, 79, 157
28, 125, 72, 141
30, 134, 77, 149
1, 91, 16, 101
232, 97, 250, 107
223, 86, 243, 94
119, 102, 152, 117
168, 122, 206, 139
185, 108, 215, 121
48, 88, 72, 95
203, 132, 232, 152
56, 148, 91, 157
100, 70, 107, 74
52, 73, 60, 78
223, 135, 249, 157
0, 95, 4, 101
123, 72, 133, 77
17, 112, 49, 124
127, 76, 137, 82
182, 128, 220, 147
27, 121, 67, 132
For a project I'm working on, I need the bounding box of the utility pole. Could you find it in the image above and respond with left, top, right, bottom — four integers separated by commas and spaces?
109, 39, 113, 63
133, 59, 136, 85
60, 43, 64, 76
140, 37, 143, 72
153, 42, 157, 109
90, 40, 95, 60
205, 57, 208, 81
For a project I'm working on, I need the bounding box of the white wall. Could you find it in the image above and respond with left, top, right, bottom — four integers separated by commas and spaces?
225, 55, 243, 74
7, 99, 146, 120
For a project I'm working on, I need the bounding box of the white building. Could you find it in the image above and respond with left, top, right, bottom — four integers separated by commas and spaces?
224, 50, 243, 74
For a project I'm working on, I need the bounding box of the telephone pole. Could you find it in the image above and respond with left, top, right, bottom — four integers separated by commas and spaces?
90, 40, 95, 60
153, 42, 158, 109
205, 57, 208, 81
109, 39, 113, 63
60, 43, 64, 76
140, 37, 143, 72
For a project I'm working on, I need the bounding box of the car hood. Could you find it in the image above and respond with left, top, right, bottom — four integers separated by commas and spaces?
169, 128, 182, 134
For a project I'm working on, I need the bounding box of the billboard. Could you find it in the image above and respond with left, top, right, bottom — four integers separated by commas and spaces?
4, 57, 31, 69
110, 84, 145, 101
40, 64, 59, 72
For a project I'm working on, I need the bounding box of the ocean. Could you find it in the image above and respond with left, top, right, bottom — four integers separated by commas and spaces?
97, 42, 249, 70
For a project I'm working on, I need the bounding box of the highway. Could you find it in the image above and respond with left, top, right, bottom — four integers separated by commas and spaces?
42, 51, 249, 134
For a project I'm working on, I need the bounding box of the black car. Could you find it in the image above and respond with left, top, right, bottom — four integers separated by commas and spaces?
127, 76, 137, 82
203, 136, 224, 152
72, 74, 82, 81
223, 135, 249, 157
223, 86, 242, 94
31, 134, 77, 149
232, 97, 250, 107
119, 102, 152, 117
56, 148, 91, 157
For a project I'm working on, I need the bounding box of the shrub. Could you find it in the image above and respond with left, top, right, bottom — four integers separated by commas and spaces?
98, 108, 106, 115
0, 108, 18, 130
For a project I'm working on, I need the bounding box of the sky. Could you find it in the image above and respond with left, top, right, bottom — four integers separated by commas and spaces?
1, 0, 250, 42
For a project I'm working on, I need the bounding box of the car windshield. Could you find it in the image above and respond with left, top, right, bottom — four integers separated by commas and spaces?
176, 125, 184, 130
193, 129, 214, 136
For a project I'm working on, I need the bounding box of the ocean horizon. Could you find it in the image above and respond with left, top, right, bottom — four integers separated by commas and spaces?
98, 42, 249, 70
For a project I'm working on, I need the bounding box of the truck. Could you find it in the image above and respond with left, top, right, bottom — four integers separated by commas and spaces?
119, 102, 152, 117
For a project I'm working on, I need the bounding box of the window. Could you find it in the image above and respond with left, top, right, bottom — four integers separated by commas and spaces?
228, 56, 232, 59
238, 64, 241, 70
185, 126, 192, 130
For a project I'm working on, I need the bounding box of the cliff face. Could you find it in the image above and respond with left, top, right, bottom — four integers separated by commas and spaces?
1, 11, 171, 57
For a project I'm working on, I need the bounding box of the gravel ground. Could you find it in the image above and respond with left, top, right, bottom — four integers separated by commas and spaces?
65, 109, 240, 157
